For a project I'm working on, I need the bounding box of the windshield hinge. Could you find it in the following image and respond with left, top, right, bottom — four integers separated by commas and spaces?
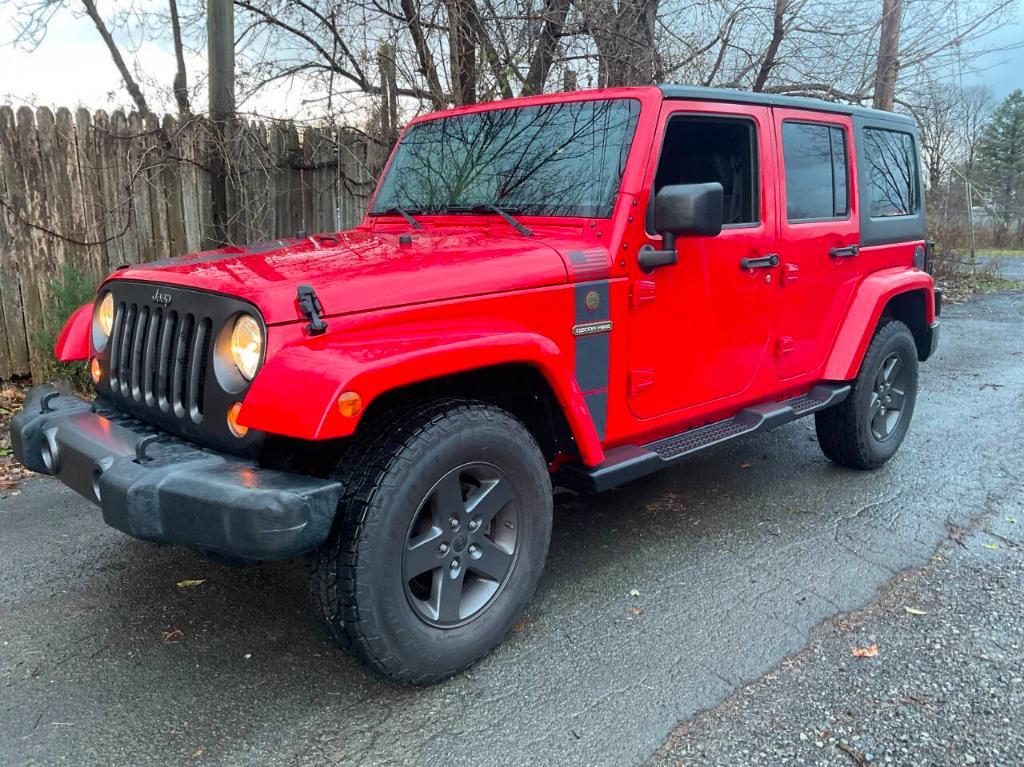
296, 284, 328, 336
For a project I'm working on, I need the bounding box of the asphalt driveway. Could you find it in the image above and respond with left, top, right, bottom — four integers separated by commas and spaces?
1, 290, 1022, 766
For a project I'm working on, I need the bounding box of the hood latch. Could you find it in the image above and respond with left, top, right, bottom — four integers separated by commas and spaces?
296, 284, 328, 336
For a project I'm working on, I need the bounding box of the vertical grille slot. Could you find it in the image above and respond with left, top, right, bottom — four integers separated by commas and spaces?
171, 313, 195, 418
117, 304, 137, 398
187, 318, 211, 423
142, 308, 162, 407
129, 306, 149, 401
108, 302, 126, 389
156, 310, 178, 413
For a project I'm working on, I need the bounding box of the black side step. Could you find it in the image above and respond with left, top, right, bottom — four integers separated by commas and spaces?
559, 384, 850, 493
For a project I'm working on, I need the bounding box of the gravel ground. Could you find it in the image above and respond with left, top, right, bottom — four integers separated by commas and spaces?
650, 502, 1024, 766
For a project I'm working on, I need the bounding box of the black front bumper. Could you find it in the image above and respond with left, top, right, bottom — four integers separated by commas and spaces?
10, 386, 342, 561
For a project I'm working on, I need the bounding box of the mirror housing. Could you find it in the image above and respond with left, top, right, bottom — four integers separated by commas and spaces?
639, 182, 724, 273
655, 182, 724, 243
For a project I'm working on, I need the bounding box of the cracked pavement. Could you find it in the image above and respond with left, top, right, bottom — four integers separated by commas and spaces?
1, 290, 1022, 766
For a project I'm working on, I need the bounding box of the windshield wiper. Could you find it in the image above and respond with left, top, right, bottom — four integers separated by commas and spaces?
376, 206, 423, 229
444, 204, 533, 237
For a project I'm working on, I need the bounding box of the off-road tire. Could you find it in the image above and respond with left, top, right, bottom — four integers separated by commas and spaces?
815, 319, 919, 470
309, 398, 552, 684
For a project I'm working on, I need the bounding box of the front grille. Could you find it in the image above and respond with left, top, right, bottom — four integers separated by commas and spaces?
108, 304, 212, 422
94, 280, 264, 457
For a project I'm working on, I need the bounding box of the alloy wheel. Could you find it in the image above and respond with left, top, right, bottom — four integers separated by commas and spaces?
402, 462, 520, 627
868, 351, 908, 441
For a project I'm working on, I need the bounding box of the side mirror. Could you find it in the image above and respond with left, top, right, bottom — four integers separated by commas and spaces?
639, 182, 724, 273
655, 182, 724, 241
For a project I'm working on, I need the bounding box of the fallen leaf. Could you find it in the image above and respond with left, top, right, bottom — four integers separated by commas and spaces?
1007, 517, 1017, 524
904, 607, 927, 616
192, 747, 205, 759
176, 579, 206, 588
628, 588, 640, 597
243, 653, 252, 660
983, 543, 1000, 550
513, 616, 530, 633
161, 628, 184, 643
851, 644, 879, 658
628, 606, 642, 616
740, 462, 751, 468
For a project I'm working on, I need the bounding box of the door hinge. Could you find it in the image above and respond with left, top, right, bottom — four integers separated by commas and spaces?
776, 336, 796, 356
629, 369, 655, 396
630, 280, 657, 309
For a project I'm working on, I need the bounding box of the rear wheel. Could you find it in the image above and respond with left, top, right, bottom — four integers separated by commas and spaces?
815, 320, 919, 470
310, 399, 552, 684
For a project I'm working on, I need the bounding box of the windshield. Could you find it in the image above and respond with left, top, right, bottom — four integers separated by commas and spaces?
371, 99, 641, 219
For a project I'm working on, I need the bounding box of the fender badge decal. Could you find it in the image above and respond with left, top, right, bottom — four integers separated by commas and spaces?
572, 320, 613, 337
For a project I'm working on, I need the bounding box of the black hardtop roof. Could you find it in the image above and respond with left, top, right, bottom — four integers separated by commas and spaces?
657, 85, 916, 126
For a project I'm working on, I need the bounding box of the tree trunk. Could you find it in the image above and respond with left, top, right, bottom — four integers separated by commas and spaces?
400, 0, 447, 109
752, 0, 788, 92
446, 0, 477, 105
523, 0, 573, 95
169, 0, 191, 115
593, 0, 660, 87
872, 0, 902, 111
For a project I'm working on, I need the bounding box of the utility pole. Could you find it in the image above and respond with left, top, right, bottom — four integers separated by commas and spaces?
208, 0, 235, 245
965, 177, 977, 273
872, 0, 902, 111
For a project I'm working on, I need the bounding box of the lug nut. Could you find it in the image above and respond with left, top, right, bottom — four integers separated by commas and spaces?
449, 518, 460, 530
450, 558, 460, 570
439, 542, 449, 554
468, 519, 480, 531
468, 544, 479, 556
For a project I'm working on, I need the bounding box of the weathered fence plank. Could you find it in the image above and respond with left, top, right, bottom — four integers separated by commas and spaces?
0, 105, 377, 380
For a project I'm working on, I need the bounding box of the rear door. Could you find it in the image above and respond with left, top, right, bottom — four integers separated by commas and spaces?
772, 109, 860, 380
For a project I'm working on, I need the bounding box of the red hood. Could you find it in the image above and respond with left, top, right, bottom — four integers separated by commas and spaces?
109, 225, 572, 324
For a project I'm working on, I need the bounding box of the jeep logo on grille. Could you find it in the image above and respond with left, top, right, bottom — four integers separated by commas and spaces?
151, 289, 173, 306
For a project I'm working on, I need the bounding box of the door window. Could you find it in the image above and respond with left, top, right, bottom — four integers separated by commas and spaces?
782, 122, 849, 221
653, 116, 759, 226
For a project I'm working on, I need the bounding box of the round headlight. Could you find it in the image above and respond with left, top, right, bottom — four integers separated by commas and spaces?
230, 314, 262, 380
93, 292, 115, 351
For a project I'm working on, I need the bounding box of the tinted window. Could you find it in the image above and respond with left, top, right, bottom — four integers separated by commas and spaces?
863, 128, 919, 217
654, 116, 758, 225
371, 99, 640, 218
782, 122, 849, 221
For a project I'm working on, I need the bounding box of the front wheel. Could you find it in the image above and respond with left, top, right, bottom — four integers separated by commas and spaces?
310, 399, 552, 684
815, 319, 919, 470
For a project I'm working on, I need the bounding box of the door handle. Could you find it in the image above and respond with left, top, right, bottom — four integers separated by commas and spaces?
830, 244, 860, 258
740, 254, 779, 270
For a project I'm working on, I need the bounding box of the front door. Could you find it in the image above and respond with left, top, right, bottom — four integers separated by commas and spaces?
627, 102, 780, 421
772, 109, 861, 380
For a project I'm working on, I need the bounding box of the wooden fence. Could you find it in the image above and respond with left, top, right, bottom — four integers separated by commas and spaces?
0, 106, 378, 380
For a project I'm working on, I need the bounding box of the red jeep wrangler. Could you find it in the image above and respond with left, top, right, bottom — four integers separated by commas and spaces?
12, 86, 939, 683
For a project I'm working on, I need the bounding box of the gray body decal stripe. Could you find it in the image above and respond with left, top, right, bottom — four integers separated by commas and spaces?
573, 281, 611, 441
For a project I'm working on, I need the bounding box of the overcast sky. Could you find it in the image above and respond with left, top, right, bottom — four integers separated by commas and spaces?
1, 0, 1021, 117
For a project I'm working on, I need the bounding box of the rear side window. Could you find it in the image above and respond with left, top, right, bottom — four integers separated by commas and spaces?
782, 122, 849, 221
862, 128, 919, 217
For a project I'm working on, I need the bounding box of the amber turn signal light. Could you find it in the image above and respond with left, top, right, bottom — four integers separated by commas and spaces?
90, 357, 102, 384
337, 391, 362, 418
226, 402, 248, 438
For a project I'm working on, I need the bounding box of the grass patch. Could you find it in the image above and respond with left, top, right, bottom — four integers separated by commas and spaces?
976, 248, 1024, 258
31, 264, 95, 395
